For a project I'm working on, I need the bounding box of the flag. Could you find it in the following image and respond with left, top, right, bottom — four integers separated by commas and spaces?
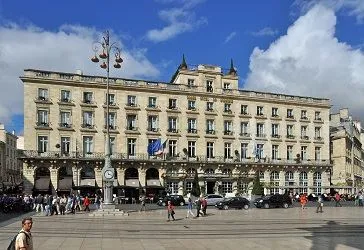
147, 139, 168, 156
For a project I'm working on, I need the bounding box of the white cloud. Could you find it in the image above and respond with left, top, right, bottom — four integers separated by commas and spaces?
0, 23, 160, 126
245, 4, 364, 122
294, 0, 364, 23
224, 32, 237, 44
251, 27, 278, 37
146, 1, 207, 42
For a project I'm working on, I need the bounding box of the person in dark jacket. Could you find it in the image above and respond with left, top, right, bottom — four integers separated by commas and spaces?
196, 198, 202, 217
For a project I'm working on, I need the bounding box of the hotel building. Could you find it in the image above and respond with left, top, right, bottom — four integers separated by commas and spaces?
20, 58, 332, 199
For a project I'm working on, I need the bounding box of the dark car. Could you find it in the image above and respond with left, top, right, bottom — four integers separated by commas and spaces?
156, 195, 185, 206
215, 197, 250, 210
254, 194, 292, 209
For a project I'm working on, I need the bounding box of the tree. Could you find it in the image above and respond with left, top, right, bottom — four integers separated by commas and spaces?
190, 170, 201, 197
251, 173, 264, 195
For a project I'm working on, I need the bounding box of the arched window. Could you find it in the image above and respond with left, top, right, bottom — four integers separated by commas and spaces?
285, 171, 294, 187
166, 167, 178, 177
269, 171, 280, 194
313, 172, 322, 195
204, 168, 214, 176
146, 168, 159, 179
299, 171, 308, 194
80, 166, 95, 179
125, 168, 138, 179
186, 168, 196, 177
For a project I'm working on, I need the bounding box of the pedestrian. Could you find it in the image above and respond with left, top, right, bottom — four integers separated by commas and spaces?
35, 194, 43, 213
316, 194, 324, 213
202, 197, 207, 216
167, 201, 175, 221
59, 195, 67, 215
139, 195, 146, 212
359, 192, 363, 207
83, 196, 90, 212
15, 217, 33, 250
195, 197, 202, 217
44, 195, 51, 216
186, 197, 195, 218
300, 193, 308, 210
335, 193, 342, 207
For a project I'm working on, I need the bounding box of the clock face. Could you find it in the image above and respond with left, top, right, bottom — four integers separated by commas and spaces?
104, 169, 114, 179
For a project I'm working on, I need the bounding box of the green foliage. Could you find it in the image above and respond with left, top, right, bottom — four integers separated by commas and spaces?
191, 170, 201, 197
251, 174, 264, 195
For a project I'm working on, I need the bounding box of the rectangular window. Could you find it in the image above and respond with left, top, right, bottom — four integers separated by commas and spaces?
287, 125, 294, 138
38, 88, 48, 100
168, 140, 177, 157
287, 146, 293, 160
315, 127, 321, 139
206, 102, 214, 111
315, 111, 321, 120
240, 122, 248, 135
126, 115, 137, 130
60, 111, 71, 127
167, 181, 179, 194
188, 141, 196, 157
169, 99, 177, 109
105, 112, 116, 129
60, 90, 70, 102
188, 118, 197, 133
224, 103, 231, 113
223, 82, 231, 90
127, 138, 136, 156
148, 116, 158, 131
301, 146, 307, 160
207, 142, 214, 159
187, 79, 195, 87
256, 144, 264, 159
206, 80, 213, 92
82, 111, 93, 127
224, 121, 233, 135
241, 143, 248, 159
168, 117, 177, 132
224, 142, 232, 159
37, 110, 49, 126
272, 145, 279, 160
83, 92, 93, 103
272, 107, 279, 117
105, 93, 115, 105
38, 136, 48, 153
206, 120, 215, 134
110, 137, 116, 155
148, 97, 157, 108
241, 105, 248, 115
301, 126, 308, 139
256, 123, 264, 137
257, 106, 264, 116
271, 124, 279, 137
315, 147, 321, 161
188, 100, 196, 110
83, 136, 93, 155
287, 109, 294, 118
222, 182, 233, 194
301, 110, 307, 119
127, 95, 136, 106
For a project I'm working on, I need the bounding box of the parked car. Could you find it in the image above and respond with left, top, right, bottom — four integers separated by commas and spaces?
156, 195, 185, 206
204, 194, 224, 206
215, 197, 250, 210
254, 194, 292, 209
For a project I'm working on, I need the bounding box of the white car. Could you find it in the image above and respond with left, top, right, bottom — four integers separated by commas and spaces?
204, 194, 224, 206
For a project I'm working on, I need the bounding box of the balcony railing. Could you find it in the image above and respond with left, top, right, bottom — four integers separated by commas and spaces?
167, 128, 178, 133
188, 129, 197, 134
206, 130, 215, 134
19, 150, 333, 166
59, 123, 72, 128
36, 122, 49, 127
81, 123, 95, 129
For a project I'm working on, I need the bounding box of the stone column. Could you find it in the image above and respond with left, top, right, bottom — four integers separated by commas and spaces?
23, 161, 34, 195
94, 164, 103, 188
279, 170, 285, 194
138, 168, 146, 194
159, 168, 166, 187
72, 164, 81, 188
264, 169, 270, 195
232, 180, 238, 195
50, 166, 58, 195
178, 180, 184, 195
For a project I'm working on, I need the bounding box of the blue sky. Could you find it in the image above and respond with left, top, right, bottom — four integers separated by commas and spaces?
1, 0, 364, 135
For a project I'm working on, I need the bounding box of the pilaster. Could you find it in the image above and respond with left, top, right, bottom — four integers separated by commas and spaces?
23, 161, 34, 195
72, 163, 81, 187
178, 180, 184, 195
49, 163, 58, 195
94, 162, 103, 188
117, 167, 125, 186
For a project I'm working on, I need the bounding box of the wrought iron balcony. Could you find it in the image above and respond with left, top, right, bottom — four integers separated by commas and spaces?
36, 122, 49, 127
59, 123, 72, 128
81, 123, 94, 129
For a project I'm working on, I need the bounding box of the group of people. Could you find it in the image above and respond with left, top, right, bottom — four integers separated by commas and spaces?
167, 196, 208, 222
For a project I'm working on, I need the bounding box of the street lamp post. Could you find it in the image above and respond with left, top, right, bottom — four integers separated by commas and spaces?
91, 30, 123, 206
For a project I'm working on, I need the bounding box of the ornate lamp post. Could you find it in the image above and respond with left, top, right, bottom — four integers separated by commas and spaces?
91, 30, 123, 206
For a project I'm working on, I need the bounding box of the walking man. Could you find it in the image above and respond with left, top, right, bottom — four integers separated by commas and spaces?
15, 217, 33, 250
195, 197, 202, 217
186, 197, 195, 218
335, 193, 342, 207
139, 195, 146, 212
316, 194, 324, 213
201, 197, 207, 216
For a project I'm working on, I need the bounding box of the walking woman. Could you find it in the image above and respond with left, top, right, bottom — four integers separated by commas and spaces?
167, 201, 175, 221
300, 193, 308, 210
186, 197, 195, 218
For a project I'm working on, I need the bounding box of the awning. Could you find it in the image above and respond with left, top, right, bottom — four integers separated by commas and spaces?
146, 179, 162, 187
34, 178, 50, 191
80, 179, 96, 187
125, 179, 140, 188
58, 177, 73, 191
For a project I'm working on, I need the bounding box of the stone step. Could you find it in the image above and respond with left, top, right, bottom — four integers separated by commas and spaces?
89, 211, 129, 217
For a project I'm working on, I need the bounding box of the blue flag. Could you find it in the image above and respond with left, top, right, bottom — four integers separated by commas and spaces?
148, 139, 162, 155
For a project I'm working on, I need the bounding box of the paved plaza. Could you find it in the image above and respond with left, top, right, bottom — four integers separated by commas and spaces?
1, 206, 364, 250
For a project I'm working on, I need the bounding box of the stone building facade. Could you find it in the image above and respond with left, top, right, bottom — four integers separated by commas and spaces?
20, 59, 332, 198
0, 124, 22, 190
330, 108, 364, 193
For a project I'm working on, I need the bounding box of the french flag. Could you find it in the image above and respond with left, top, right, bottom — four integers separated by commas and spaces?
148, 139, 168, 156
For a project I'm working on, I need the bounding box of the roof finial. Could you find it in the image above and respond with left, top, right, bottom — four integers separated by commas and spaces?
179, 54, 188, 70
228, 58, 237, 76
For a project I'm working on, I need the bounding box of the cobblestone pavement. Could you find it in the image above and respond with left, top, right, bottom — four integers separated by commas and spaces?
0, 206, 364, 250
